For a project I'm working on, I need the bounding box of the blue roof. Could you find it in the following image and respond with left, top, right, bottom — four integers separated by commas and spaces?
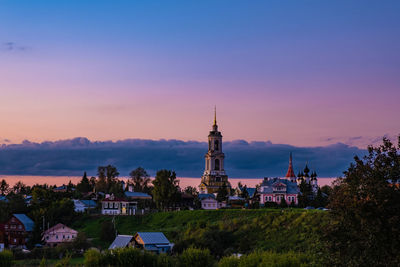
260, 178, 299, 194
80, 200, 97, 207
198, 193, 215, 200
13, 214, 34, 231
136, 232, 170, 245
109, 235, 133, 249
0, 196, 9, 203
124, 191, 152, 199
239, 187, 257, 197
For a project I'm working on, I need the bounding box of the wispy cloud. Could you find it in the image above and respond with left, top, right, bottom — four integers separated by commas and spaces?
321, 134, 398, 148
1, 42, 30, 52
0, 137, 367, 178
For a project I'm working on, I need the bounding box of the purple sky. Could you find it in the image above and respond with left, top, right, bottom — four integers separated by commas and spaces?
0, 0, 399, 148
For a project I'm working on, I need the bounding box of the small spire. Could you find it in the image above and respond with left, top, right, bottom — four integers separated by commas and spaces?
213, 105, 217, 126
285, 152, 296, 178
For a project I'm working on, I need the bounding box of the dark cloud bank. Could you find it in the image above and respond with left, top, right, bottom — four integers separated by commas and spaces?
0, 138, 367, 178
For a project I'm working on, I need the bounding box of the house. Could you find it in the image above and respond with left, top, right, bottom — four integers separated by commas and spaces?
109, 235, 133, 249
0, 196, 8, 203
42, 223, 78, 247
101, 195, 138, 215
53, 185, 67, 193
4, 214, 34, 248
124, 191, 152, 200
0, 224, 5, 251
133, 232, 173, 254
259, 177, 299, 205
198, 194, 226, 210
73, 199, 97, 212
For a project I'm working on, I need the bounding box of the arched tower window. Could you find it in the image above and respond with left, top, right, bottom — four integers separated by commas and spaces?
215, 159, 220, 170
214, 140, 219, 151
208, 140, 211, 150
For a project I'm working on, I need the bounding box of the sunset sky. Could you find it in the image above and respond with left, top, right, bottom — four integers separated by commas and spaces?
1, 0, 399, 147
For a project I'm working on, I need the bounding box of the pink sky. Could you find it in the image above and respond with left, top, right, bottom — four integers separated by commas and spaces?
1, 1, 399, 148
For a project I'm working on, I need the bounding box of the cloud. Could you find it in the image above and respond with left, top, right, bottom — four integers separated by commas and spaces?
0, 137, 367, 178
321, 134, 398, 148
1, 42, 30, 52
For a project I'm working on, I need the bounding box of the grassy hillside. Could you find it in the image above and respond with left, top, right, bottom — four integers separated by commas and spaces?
73, 209, 328, 256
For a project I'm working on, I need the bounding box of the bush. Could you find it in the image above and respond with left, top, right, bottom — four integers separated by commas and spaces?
218, 256, 239, 267
83, 249, 101, 267
0, 250, 13, 267
179, 248, 215, 267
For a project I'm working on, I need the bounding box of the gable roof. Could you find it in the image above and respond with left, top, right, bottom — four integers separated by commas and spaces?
135, 232, 170, 244
198, 193, 215, 200
260, 178, 299, 194
43, 223, 77, 235
109, 235, 133, 249
13, 214, 34, 231
80, 200, 97, 207
124, 191, 152, 199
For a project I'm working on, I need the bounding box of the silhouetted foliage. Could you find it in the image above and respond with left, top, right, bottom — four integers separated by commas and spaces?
324, 136, 400, 266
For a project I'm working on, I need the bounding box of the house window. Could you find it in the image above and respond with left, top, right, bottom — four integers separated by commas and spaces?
18, 225, 22, 229
46, 236, 49, 240
56, 235, 58, 239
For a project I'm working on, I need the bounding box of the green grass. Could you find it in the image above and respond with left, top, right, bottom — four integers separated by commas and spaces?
13, 257, 84, 266
72, 209, 327, 253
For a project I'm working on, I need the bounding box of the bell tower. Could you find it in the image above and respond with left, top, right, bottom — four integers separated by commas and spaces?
199, 107, 231, 194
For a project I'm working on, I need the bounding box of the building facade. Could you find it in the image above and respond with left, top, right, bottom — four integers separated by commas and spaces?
42, 223, 78, 247
3, 214, 34, 248
199, 109, 231, 194
101, 195, 138, 215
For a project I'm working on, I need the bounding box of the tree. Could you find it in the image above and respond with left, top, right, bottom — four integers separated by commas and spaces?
0, 179, 9, 195
100, 220, 116, 242
129, 167, 151, 192
184, 186, 198, 197
279, 197, 288, 208
76, 172, 91, 193
324, 136, 400, 266
179, 248, 215, 267
13, 181, 29, 194
239, 185, 249, 199
216, 183, 229, 202
152, 170, 180, 210
96, 165, 119, 193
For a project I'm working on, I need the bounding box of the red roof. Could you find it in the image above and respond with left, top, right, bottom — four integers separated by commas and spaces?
285, 153, 296, 178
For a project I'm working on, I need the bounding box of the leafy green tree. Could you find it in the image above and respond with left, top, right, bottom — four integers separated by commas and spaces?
184, 186, 198, 197
179, 248, 215, 267
100, 220, 116, 242
216, 183, 229, 202
298, 180, 313, 207
13, 181, 29, 194
129, 167, 151, 192
76, 172, 91, 193
96, 165, 119, 193
0, 179, 9, 195
152, 170, 180, 210
279, 197, 288, 208
239, 185, 249, 199
324, 136, 400, 266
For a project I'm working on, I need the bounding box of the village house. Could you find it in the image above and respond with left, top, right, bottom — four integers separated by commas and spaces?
73, 199, 97, 213
42, 223, 78, 247
101, 194, 138, 215
109, 235, 134, 249
198, 193, 226, 210
0, 224, 5, 252
259, 177, 299, 205
133, 232, 173, 254
4, 214, 34, 248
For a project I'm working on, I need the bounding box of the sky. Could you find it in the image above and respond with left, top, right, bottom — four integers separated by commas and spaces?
0, 0, 399, 148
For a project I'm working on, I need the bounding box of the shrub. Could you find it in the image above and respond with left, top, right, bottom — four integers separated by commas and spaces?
179, 248, 215, 267
83, 249, 101, 267
0, 250, 13, 267
218, 256, 239, 267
